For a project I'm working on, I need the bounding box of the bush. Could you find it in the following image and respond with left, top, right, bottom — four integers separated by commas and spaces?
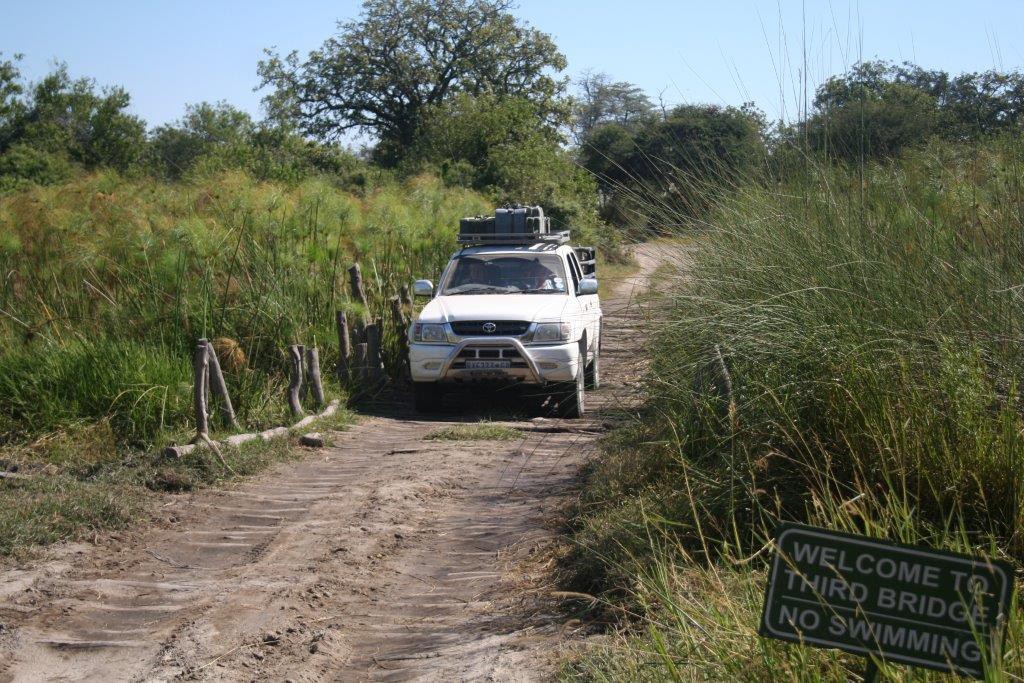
798, 61, 1024, 163
578, 103, 767, 231
0, 143, 73, 191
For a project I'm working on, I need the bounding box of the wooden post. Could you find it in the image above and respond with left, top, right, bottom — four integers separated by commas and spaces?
199, 338, 211, 421
390, 296, 410, 380
297, 343, 307, 403
193, 342, 210, 437
204, 340, 239, 429
354, 343, 369, 384
335, 310, 351, 382
400, 284, 412, 307
287, 344, 305, 416
354, 318, 367, 344
390, 296, 408, 328
306, 346, 325, 408
366, 321, 383, 383
348, 263, 367, 307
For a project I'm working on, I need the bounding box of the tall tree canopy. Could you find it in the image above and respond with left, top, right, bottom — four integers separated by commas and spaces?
572, 72, 655, 144
258, 0, 567, 164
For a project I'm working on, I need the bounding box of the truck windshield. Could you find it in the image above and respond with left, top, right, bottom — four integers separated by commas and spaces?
442, 253, 567, 295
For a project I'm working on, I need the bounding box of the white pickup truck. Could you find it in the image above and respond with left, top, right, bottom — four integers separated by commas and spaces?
408, 233, 601, 418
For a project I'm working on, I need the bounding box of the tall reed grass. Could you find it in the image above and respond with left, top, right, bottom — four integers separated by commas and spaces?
564, 136, 1024, 680
0, 169, 490, 451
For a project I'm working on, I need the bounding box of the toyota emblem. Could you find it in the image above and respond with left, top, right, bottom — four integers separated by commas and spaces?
482, 322, 497, 333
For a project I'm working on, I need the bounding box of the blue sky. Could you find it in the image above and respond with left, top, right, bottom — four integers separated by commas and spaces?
2, 1, 1022, 130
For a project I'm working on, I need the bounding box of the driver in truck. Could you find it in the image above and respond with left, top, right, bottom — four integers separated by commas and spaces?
521, 258, 560, 291
450, 258, 489, 289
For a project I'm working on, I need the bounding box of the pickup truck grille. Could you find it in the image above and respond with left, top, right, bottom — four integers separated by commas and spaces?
451, 346, 529, 369
449, 320, 531, 336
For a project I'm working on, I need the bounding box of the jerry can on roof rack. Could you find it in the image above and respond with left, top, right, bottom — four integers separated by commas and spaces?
458, 215, 495, 236
458, 205, 560, 243
495, 205, 548, 235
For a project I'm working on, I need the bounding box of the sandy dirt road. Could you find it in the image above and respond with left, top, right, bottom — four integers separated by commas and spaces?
0, 243, 668, 682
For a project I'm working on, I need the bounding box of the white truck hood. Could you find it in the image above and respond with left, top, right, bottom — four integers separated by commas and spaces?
418, 294, 569, 324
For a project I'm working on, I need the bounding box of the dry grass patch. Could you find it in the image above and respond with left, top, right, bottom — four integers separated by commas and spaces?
425, 423, 521, 442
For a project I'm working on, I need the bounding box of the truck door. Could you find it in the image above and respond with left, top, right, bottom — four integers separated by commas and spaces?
567, 252, 599, 352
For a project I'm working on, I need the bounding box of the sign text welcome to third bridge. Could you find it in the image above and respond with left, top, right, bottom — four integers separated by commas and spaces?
759, 523, 1013, 677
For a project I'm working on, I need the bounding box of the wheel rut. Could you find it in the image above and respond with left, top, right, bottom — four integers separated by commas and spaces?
0, 242, 676, 682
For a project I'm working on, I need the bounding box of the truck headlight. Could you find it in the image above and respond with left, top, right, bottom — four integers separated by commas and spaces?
531, 322, 571, 343
412, 323, 448, 343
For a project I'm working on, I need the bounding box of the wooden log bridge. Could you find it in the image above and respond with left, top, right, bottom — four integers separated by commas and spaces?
163, 400, 340, 459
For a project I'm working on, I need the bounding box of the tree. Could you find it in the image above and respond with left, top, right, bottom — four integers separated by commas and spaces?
573, 72, 654, 144
0, 54, 26, 151
576, 121, 636, 188
149, 101, 255, 179
257, 0, 567, 164
11, 64, 146, 172
941, 70, 1024, 138
409, 93, 596, 222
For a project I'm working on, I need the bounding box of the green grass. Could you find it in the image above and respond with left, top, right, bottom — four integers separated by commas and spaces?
562, 136, 1024, 680
424, 422, 522, 441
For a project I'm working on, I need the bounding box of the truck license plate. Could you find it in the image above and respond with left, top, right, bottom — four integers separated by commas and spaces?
466, 360, 510, 370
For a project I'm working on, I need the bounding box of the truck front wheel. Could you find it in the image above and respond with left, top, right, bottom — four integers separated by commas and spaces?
585, 330, 601, 390
413, 382, 445, 413
556, 362, 586, 418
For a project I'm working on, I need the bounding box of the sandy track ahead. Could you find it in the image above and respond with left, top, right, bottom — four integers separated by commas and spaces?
0, 243, 669, 682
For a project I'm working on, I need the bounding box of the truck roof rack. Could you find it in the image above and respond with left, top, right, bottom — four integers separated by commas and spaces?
458, 205, 569, 246
456, 230, 571, 246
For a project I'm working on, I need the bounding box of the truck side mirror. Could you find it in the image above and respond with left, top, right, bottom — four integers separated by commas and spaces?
577, 278, 598, 296
412, 279, 434, 297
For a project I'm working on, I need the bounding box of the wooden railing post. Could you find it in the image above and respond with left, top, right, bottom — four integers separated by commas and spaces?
354, 343, 369, 384
297, 343, 307, 403
306, 346, 325, 408
335, 310, 351, 382
287, 344, 305, 416
204, 339, 239, 429
199, 337, 211, 422
348, 263, 368, 307
193, 341, 210, 437
366, 321, 383, 383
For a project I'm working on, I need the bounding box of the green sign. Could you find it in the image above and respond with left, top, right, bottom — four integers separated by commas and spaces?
760, 523, 1013, 678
